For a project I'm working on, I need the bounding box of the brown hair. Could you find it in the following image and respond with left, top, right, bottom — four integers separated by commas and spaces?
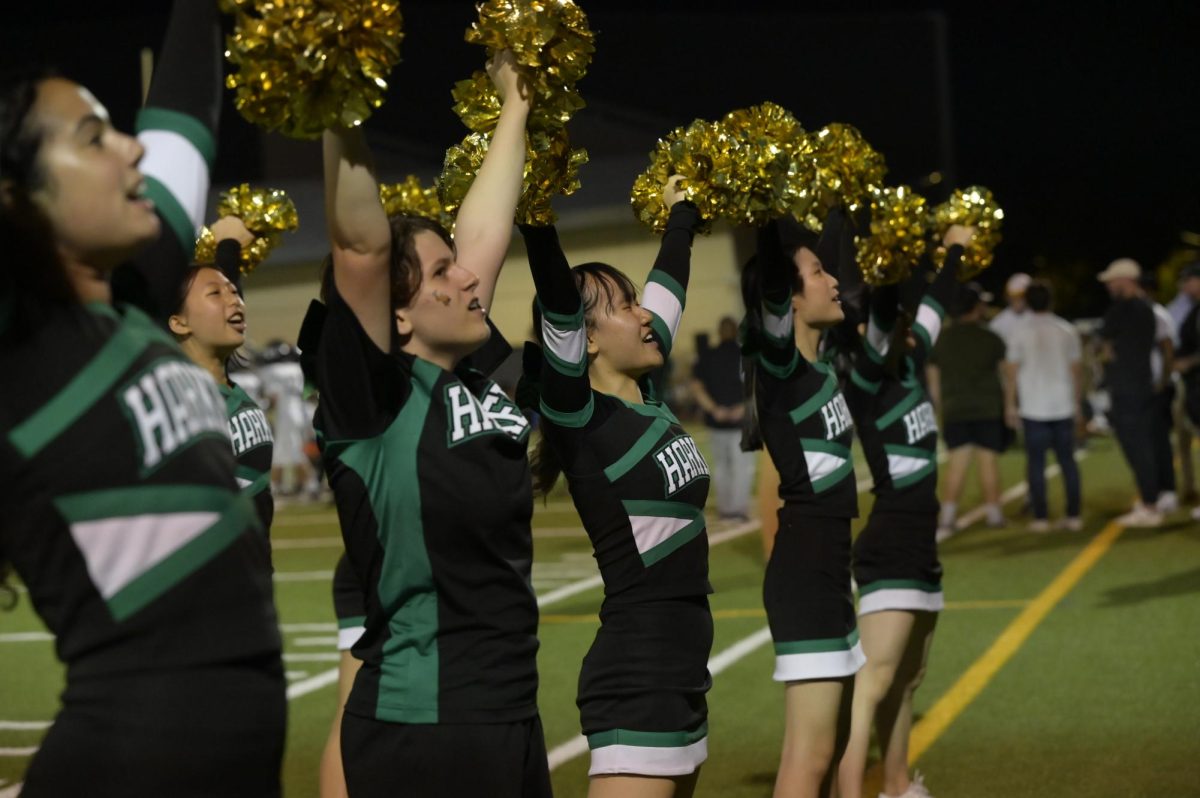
320, 214, 455, 313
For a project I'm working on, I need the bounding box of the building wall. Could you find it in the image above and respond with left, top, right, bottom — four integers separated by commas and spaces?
241, 222, 746, 374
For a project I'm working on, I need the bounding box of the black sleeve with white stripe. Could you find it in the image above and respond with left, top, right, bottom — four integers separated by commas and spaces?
519, 224, 594, 429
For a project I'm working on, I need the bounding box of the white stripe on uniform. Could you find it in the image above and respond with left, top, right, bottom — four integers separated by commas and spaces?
137, 129, 210, 234
70, 512, 219, 600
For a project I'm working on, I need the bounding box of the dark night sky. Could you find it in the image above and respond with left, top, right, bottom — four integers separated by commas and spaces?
3, 1, 1198, 313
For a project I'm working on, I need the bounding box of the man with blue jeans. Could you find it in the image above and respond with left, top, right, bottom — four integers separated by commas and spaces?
1003, 281, 1084, 531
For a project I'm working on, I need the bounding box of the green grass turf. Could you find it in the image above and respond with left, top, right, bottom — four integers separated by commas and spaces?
2, 436, 1198, 797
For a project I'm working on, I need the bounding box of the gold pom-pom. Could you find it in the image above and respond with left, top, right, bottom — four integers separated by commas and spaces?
217, 185, 300, 235
194, 185, 299, 275
519, 128, 589, 225
929, 185, 1005, 280
436, 133, 487, 220
716, 101, 812, 227
379, 175, 454, 229
630, 119, 728, 235
464, 0, 594, 96
451, 69, 585, 135
437, 129, 588, 226
854, 185, 928, 287
798, 123, 887, 232
222, 0, 403, 139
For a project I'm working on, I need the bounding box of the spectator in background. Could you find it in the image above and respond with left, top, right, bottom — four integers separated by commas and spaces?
1174, 276, 1200, 519
928, 284, 1008, 540
1143, 274, 1178, 513
989, 272, 1031, 348
1167, 263, 1200, 504
690, 316, 755, 521
1003, 281, 1084, 531
1098, 258, 1162, 526
259, 340, 316, 499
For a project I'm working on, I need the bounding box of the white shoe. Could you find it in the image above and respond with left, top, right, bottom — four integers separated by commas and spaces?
1057, 516, 1084, 531
1157, 491, 1179, 514
880, 770, 934, 798
1027, 519, 1052, 533
1191, 505, 1200, 521
935, 525, 956, 543
1116, 505, 1164, 528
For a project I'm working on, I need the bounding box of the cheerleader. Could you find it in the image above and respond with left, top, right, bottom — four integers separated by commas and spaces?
740, 211, 862, 798
520, 178, 712, 798
168, 221, 275, 531
836, 225, 973, 798
0, 1, 284, 794
299, 51, 551, 797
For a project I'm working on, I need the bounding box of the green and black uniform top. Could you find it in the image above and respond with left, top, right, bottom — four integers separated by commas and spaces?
845, 246, 963, 516
213, 239, 275, 532
220, 381, 274, 532
299, 282, 538, 725
751, 217, 858, 518
520, 202, 711, 603
0, 300, 280, 687
0, 0, 280, 700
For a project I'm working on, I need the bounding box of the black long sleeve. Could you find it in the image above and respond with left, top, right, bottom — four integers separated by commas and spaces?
216, 239, 243, 294
643, 202, 700, 358
519, 224, 593, 427
114, 0, 222, 324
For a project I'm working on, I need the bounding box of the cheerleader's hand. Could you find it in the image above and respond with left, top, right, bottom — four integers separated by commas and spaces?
943, 224, 976, 249
211, 215, 255, 247
664, 175, 687, 209
487, 49, 531, 106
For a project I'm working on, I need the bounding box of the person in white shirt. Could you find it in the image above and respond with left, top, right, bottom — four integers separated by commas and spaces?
989, 272, 1031, 347
259, 341, 314, 497
1003, 281, 1083, 531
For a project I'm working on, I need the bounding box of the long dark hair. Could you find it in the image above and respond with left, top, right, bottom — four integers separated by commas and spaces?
1, 71, 71, 608
319, 213, 454, 316
737, 223, 819, 451
529, 262, 638, 497
1, 71, 76, 347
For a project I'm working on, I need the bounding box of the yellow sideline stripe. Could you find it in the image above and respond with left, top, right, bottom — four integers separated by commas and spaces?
908, 519, 1126, 764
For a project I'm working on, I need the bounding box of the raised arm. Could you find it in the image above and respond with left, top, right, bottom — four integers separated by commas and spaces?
642, 178, 701, 358
453, 51, 532, 311
752, 217, 804, 377
519, 223, 593, 428
848, 282, 900, 396
910, 225, 972, 362
114, 0, 221, 321
322, 126, 393, 352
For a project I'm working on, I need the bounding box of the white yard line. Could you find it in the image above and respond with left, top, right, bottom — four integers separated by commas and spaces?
286, 668, 341, 700
280, 623, 337, 633
272, 570, 334, 583
282, 653, 340, 664
0, 748, 37, 758
293, 637, 338, 648
0, 633, 51, 644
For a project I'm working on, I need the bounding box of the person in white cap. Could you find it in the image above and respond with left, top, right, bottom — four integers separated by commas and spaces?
989, 272, 1032, 347
1098, 258, 1163, 526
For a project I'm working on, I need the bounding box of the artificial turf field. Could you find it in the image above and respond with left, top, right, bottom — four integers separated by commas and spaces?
2, 434, 1199, 797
